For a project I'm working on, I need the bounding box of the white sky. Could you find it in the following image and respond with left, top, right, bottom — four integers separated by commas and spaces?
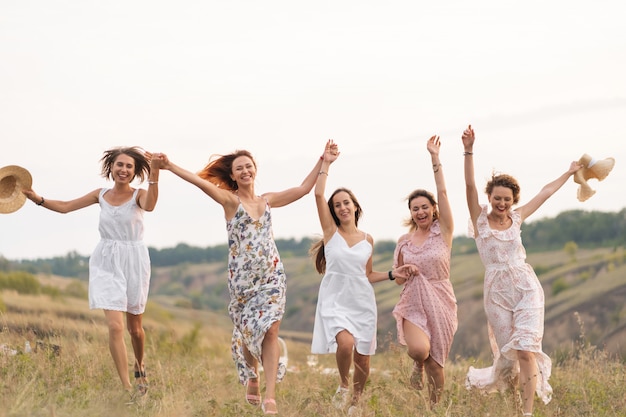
1, 1, 625, 260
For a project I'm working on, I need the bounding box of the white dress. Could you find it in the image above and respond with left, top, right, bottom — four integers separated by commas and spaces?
88, 188, 151, 315
466, 205, 552, 404
311, 230, 377, 355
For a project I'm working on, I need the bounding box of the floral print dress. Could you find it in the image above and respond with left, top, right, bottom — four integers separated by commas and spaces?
465, 205, 552, 404
227, 198, 287, 385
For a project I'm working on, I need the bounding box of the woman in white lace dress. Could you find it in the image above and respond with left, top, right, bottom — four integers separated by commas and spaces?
462, 125, 582, 416
23, 147, 161, 400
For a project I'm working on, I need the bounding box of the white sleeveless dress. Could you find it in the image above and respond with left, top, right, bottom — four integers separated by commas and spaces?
88, 188, 150, 315
311, 230, 377, 355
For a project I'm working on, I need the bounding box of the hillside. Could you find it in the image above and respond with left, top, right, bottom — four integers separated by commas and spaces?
146, 245, 626, 361
3, 208, 626, 362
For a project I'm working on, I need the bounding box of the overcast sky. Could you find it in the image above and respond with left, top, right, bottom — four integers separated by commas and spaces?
1, 1, 624, 260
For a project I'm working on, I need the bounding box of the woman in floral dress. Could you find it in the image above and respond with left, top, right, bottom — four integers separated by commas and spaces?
158, 145, 326, 415
462, 125, 582, 416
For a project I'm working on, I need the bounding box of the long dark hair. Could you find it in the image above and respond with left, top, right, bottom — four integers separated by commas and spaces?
310, 187, 363, 274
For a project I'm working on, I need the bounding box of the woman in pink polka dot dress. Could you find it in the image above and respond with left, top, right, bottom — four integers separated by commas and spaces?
462, 125, 582, 417
392, 135, 458, 405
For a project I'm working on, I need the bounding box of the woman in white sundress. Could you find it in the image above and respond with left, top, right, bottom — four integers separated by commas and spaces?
157, 143, 327, 415
462, 125, 582, 417
310, 140, 418, 415
23, 146, 161, 401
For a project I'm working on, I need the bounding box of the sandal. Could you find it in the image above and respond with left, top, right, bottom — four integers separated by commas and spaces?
331, 386, 350, 409
262, 398, 278, 415
246, 379, 261, 406
134, 366, 149, 397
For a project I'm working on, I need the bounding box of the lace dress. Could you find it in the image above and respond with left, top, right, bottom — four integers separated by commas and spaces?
227, 199, 287, 385
88, 188, 150, 315
311, 230, 377, 355
465, 205, 552, 404
392, 220, 457, 367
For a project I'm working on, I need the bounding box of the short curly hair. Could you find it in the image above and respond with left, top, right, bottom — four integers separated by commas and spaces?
485, 173, 521, 204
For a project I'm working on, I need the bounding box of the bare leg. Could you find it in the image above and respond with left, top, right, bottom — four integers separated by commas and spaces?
126, 313, 145, 369
402, 319, 430, 389
104, 310, 131, 391
242, 344, 260, 405
424, 355, 444, 405
260, 321, 281, 413
518, 350, 537, 415
335, 330, 355, 389
127, 313, 147, 392
352, 349, 370, 405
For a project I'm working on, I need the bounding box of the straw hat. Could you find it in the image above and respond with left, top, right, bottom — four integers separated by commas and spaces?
573, 153, 615, 202
0, 165, 33, 214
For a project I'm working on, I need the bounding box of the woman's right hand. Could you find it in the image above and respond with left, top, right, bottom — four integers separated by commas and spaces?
426, 135, 441, 157
22, 188, 39, 203
152, 153, 171, 170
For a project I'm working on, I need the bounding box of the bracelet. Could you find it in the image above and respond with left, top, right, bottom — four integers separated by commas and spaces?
463, 152, 473, 156
388, 270, 395, 281
433, 163, 441, 173
37, 197, 45, 206
148, 181, 158, 184
318, 171, 328, 176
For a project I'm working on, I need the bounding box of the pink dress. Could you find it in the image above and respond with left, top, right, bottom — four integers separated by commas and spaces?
465, 205, 552, 404
392, 221, 458, 367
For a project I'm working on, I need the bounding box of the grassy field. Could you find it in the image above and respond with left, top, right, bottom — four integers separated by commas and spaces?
1, 288, 625, 417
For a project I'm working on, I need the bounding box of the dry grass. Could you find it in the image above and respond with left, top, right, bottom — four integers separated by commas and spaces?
1, 291, 625, 417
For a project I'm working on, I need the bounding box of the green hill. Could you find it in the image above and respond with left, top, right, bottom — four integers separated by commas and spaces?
3, 208, 626, 360
144, 244, 626, 361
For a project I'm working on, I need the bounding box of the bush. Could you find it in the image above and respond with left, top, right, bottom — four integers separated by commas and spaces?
0, 271, 41, 294
552, 277, 569, 296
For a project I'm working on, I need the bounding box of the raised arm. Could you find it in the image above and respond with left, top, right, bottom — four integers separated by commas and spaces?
158, 154, 237, 209
428, 135, 454, 246
462, 125, 481, 235
517, 161, 582, 222
136, 151, 162, 212
23, 188, 100, 213
263, 145, 326, 208
315, 140, 340, 241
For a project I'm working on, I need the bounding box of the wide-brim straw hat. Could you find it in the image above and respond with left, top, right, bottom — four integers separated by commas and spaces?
0, 165, 33, 214
573, 153, 615, 202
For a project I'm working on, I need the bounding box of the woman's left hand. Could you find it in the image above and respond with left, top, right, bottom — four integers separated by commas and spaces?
322, 139, 340, 163
393, 264, 419, 280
